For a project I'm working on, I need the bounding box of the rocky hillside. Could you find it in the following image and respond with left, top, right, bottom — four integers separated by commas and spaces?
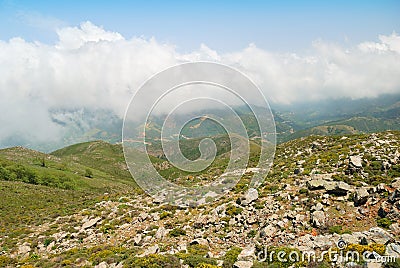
0, 131, 400, 268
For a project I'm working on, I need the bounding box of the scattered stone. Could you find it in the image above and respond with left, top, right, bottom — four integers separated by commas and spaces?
311, 211, 325, 228
133, 234, 142, 246
392, 178, 400, 189
354, 188, 369, 206
82, 217, 101, 229
307, 179, 326, 190
242, 188, 258, 205
260, 225, 276, 238
386, 243, 400, 258
139, 244, 159, 257
234, 261, 253, 268
190, 238, 209, 247
155, 226, 168, 239
94, 261, 108, 268
237, 246, 255, 261
350, 156, 363, 168
17, 243, 31, 256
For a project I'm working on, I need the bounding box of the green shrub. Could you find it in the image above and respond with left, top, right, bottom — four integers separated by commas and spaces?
0, 256, 16, 266
377, 217, 392, 228
298, 188, 308, 195
247, 229, 257, 238
183, 255, 217, 268
125, 254, 180, 268
85, 168, 93, 178
169, 228, 186, 237
160, 211, 172, 220
43, 237, 55, 247
226, 205, 243, 216
187, 244, 209, 256
222, 246, 242, 268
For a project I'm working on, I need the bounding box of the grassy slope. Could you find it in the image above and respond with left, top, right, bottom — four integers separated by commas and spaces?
0, 144, 141, 250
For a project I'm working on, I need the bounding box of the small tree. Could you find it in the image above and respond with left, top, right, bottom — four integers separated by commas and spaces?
85, 168, 93, 178
40, 157, 46, 167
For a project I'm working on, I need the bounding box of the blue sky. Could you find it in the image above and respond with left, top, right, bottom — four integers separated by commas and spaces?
0, 0, 399, 52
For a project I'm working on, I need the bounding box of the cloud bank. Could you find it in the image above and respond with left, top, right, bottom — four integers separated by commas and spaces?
0, 21, 399, 146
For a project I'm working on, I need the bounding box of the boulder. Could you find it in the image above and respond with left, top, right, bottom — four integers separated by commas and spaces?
307, 179, 326, 190
386, 243, 400, 258
350, 156, 363, 168
367, 227, 394, 245
234, 261, 253, 268
354, 188, 369, 206
392, 178, 400, 189
260, 225, 277, 237
18, 243, 31, 256
311, 211, 325, 228
242, 188, 258, 205
155, 226, 169, 239
347, 156, 363, 174
237, 246, 255, 261
190, 238, 209, 247
94, 262, 108, 268
311, 202, 324, 212
139, 244, 159, 257
130, 233, 140, 245
326, 181, 351, 196
82, 217, 101, 229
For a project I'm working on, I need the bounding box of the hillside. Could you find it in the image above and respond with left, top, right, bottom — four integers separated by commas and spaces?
0, 132, 400, 267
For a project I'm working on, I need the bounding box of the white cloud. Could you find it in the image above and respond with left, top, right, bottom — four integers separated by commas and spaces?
0, 22, 399, 145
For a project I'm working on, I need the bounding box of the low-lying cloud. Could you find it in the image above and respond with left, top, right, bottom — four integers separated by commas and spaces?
0, 21, 399, 147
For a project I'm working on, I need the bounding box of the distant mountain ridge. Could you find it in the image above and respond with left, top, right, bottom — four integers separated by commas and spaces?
1, 94, 399, 152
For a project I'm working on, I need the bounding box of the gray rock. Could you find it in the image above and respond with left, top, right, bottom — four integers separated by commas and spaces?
367, 227, 394, 244
389, 223, 400, 234
307, 179, 326, 190
312, 202, 324, 211
234, 261, 253, 268
133, 234, 142, 246
311, 211, 325, 228
242, 188, 258, 205
326, 181, 351, 196
260, 225, 276, 237
350, 156, 363, 168
94, 262, 108, 268
190, 238, 209, 247
139, 244, 159, 257
18, 243, 31, 256
82, 217, 101, 229
392, 178, 400, 189
386, 243, 400, 258
237, 246, 255, 261
354, 188, 369, 206
155, 226, 169, 239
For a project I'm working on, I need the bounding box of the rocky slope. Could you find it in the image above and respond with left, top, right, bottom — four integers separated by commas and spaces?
1, 131, 400, 268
